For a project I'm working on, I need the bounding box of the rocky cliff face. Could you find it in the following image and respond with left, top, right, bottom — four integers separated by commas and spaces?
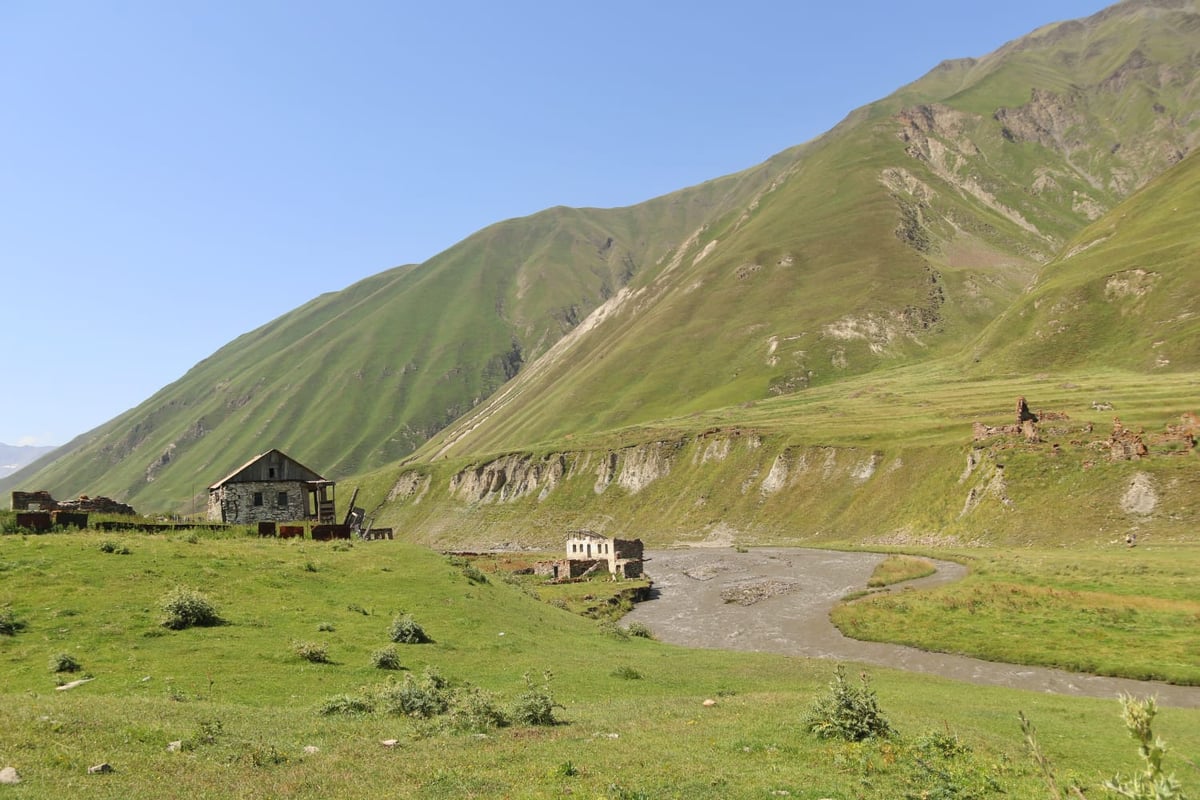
381, 419, 1195, 548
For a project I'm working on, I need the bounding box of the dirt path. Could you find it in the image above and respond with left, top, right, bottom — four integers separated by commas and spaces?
622, 547, 1200, 709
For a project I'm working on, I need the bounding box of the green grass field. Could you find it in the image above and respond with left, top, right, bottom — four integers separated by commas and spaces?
833, 543, 1200, 685
2, 531, 1198, 798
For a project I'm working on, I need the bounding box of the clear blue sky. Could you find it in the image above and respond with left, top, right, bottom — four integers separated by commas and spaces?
1, 0, 1109, 447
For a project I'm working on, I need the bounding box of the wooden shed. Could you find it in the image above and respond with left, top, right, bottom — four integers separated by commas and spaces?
206, 449, 336, 525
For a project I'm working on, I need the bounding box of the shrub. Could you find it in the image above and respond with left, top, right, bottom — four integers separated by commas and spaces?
49, 652, 81, 673
316, 621, 335, 632
599, 621, 629, 640
612, 665, 643, 680
0, 607, 23, 636
447, 685, 509, 732
318, 693, 375, 716
371, 646, 402, 670
378, 668, 451, 718
462, 564, 489, 584
903, 729, 1004, 799
388, 613, 430, 644
624, 622, 654, 639
510, 671, 561, 726
98, 540, 131, 555
196, 718, 224, 744
292, 641, 330, 663
803, 664, 895, 741
161, 587, 222, 629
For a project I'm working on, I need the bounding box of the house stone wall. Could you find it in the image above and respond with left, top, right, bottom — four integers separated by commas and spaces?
208, 480, 308, 524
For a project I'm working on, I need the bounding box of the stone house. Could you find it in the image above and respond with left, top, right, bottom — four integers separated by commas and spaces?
207, 449, 336, 525
535, 530, 644, 581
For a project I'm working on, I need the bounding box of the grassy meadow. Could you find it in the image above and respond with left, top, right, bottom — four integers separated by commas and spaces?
2, 530, 1199, 799
833, 543, 1200, 686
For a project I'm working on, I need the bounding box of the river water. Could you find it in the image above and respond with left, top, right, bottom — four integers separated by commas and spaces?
621, 547, 1200, 709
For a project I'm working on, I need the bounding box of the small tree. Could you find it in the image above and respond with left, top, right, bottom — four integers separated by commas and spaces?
803, 664, 895, 741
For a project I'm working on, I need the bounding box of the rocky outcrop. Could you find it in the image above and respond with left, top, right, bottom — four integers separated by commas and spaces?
449, 453, 568, 503
615, 442, 677, 494
1120, 472, 1158, 516
895, 103, 1045, 239
960, 457, 1011, 517
387, 471, 430, 504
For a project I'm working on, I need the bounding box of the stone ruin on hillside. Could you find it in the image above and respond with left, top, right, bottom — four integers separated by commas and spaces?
971, 398, 1196, 461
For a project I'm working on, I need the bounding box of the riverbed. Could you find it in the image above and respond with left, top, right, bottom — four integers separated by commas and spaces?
621, 547, 1200, 708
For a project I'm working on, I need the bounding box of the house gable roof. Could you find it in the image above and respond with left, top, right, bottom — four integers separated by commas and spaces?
208, 449, 327, 490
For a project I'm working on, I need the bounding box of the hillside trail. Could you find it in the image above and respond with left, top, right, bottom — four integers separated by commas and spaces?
621, 547, 1200, 709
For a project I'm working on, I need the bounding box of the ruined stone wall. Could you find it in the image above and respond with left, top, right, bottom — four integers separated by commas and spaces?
208, 481, 309, 524
11, 490, 57, 511
11, 490, 134, 516
612, 538, 643, 561
616, 559, 643, 579
533, 558, 603, 581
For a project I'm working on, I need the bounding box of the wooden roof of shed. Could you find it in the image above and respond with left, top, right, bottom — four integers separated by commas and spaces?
208, 448, 328, 490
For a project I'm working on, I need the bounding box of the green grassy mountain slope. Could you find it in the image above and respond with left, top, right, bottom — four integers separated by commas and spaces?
413, 0, 1200, 461
967, 148, 1200, 372
0, 164, 790, 511
5, 0, 1198, 521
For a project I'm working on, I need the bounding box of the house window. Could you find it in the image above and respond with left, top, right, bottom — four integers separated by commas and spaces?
253, 492, 263, 506
276, 491, 288, 508
269, 467, 277, 478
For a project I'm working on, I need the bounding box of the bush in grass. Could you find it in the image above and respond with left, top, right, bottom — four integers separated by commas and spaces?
197, 718, 224, 744
447, 685, 509, 732
803, 664, 895, 741
388, 613, 430, 644
98, 540, 130, 555
160, 587, 222, 630
49, 652, 81, 673
0, 607, 23, 636
624, 622, 654, 639
462, 564, 489, 584
510, 671, 561, 727
318, 693, 375, 716
316, 621, 335, 632
292, 641, 330, 663
371, 645, 402, 670
377, 668, 450, 718
599, 620, 629, 640
902, 730, 1004, 799
612, 665, 643, 680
